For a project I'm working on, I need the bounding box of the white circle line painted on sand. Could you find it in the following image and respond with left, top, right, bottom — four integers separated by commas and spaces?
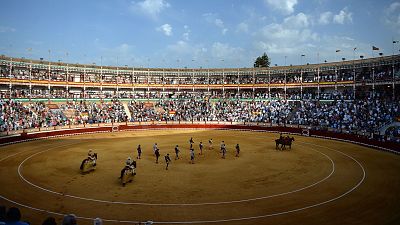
0, 141, 64, 163
0, 131, 366, 224
154, 142, 367, 224
17, 139, 334, 206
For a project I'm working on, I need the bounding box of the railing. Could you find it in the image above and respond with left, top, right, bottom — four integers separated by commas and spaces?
0, 120, 380, 137
2, 75, 400, 88
0, 121, 399, 154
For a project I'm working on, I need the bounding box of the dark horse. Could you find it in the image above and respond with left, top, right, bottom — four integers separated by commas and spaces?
80, 153, 97, 171
275, 137, 295, 150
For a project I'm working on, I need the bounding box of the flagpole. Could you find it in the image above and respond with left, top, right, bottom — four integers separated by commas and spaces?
392, 39, 399, 100
371, 46, 374, 58
335, 49, 341, 62
335, 50, 337, 62
27, 48, 33, 100
392, 37, 395, 56
353, 47, 356, 100
66, 52, 69, 102
48, 49, 51, 102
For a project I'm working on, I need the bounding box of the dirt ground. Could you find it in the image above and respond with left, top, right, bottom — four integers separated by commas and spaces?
0, 129, 399, 225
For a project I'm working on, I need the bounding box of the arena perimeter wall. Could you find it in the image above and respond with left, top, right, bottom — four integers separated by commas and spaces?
0, 124, 398, 155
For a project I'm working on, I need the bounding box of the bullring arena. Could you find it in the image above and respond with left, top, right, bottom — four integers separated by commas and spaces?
2, 1, 400, 224
1, 52, 400, 224
1, 123, 400, 225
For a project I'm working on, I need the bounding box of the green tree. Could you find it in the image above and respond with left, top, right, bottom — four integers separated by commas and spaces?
253, 52, 270, 68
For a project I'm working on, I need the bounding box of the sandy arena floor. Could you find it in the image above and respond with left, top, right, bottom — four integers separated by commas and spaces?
0, 129, 400, 225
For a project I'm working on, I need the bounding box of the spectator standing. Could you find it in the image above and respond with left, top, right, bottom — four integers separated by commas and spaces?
62, 214, 77, 225
42, 217, 57, 225
5, 207, 29, 225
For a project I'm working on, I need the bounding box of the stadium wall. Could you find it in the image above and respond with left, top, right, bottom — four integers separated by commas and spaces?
0, 123, 398, 155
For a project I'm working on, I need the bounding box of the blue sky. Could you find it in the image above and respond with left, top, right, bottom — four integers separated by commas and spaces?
0, 0, 400, 68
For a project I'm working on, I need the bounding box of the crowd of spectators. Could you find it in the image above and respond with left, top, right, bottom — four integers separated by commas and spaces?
1, 93, 399, 143
290, 98, 398, 134
128, 101, 157, 122
0, 99, 130, 132
129, 96, 399, 139
128, 96, 399, 143
59, 100, 128, 124
0, 206, 87, 225
0, 99, 68, 132
154, 99, 213, 121
0, 206, 29, 225
385, 126, 400, 142
0, 205, 154, 225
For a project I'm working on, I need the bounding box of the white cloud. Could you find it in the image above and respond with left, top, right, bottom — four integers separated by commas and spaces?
0, 26, 16, 33
387, 2, 400, 13
167, 41, 207, 57
318, 11, 333, 25
249, 9, 370, 66
254, 12, 319, 55
254, 32, 366, 65
384, 2, 400, 33
203, 13, 228, 35
317, 8, 352, 25
157, 23, 172, 36
165, 41, 245, 67
333, 7, 353, 24
131, 0, 170, 19
164, 41, 213, 66
203, 13, 216, 23
182, 25, 190, 40
215, 18, 224, 28
264, 0, 298, 15
182, 32, 189, 40
316, 35, 371, 62
236, 22, 249, 33
167, 40, 191, 55
257, 25, 318, 54
211, 42, 244, 60
115, 43, 133, 53
97, 43, 138, 66
283, 12, 310, 28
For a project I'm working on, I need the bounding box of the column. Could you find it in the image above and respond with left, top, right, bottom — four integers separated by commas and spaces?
317, 68, 320, 100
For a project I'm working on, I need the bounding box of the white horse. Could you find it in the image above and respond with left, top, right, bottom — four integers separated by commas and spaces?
80, 153, 97, 173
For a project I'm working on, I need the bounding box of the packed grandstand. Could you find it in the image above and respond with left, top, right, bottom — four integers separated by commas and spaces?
0, 54, 399, 144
